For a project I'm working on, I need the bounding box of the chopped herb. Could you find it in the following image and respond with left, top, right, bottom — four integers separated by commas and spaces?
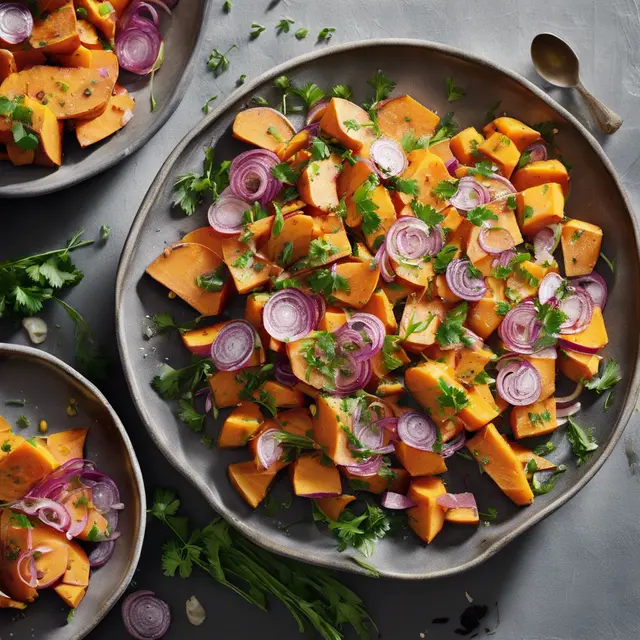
484, 100, 501, 123
11, 122, 39, 151
599, 251, 615, 274
381, 335, 404, 372
252, 95, 269, 107
275, 17, 295, 34
604, 390, 614, 411
277, 241, 294, 266
403, 311, 435, 341
528, 410, 551, 425
196, 265, 227, 292
267, 125, 283, 142
1, 441, 11, 453
207, 44, 237, 75
411, 201, 444, 228
232, 250, 253, 269
223, 0, 232, 11
292, 82, 325, 110
10, 512, 34, 529
272, 203, 285, 238
310, 137, 330, 161
532, 121, 557, 144
436, 302, 473, 349
353, 173, 381, 235
152, 360, 213, 401
437, 377, 469, 413
533, 299, 567, 349
76, 7, 88, 18
202, 95, 218, 114
584, 358, 621, 394
506, 194, 517, 210
478, 507, 498, 521
250, 23, 266, 39
98, 1, 114, 16
272, 162, 301, 184
532, 441, 556, 456
16, 415, 30, 429
317, 26, 336, 41
429, 112, 458, 145
295, 27, 309, 40
467, 161, 498, 179
433, 244, 458, 274
99, 224, 110, 242
467, 205, 499, 226
432, 179, 459, 200
495, 301, 511, 316
331, 84, 352, 100
343, 119, 361, 131
387, 177, 419, 196
367, 69, 395, 105
445, 77, 465, 101
517, 150, 532, 169
531, 465, 567, 495
566, 416, 598, 465
306, 269, 349, 298
400, 131, 430, 153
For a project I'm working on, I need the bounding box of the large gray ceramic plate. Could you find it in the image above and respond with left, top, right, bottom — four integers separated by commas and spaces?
115, 39, 640, 579
0, 0, 209, 198
0, 344, 145, 638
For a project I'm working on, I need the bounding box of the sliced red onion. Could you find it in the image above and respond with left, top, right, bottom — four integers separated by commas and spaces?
229, 149, 282, 205
498, 301, 541, 354
381, 491, 417, 509
436, 492, 478, 511
344, 455, 383, 476
496, 359, 542, 406
450, 177, 490, 211
335, 327, 365, 355
0, 3, 33, 45
299, 490, 341, 498
210, 320, 256, 371
533, 227, 555, 255
559, 288, 593, 335
11, 498, 71, 534
255, 429, 283, 470
386, 217, 443, 264
374, 417, 399, 440
146, 0, 174, 14
480, 174, 516, 201
207, 191, 250, 235
88, 541, 116, 569
375, 243, 396, 283
80, 471, 122, 513
370, 137, 408, 177
523, 142, 548, 163
122, 590, 171, 640
538, 272, 564, 305
119, 1, 160, 29
532, 346, 557, 359
274, 361, 297, 387
445, 259, 487, 301
115, 24, 162, 75
341, 313, 385, 360
556, 401, 581, 418
493, 249, 516, 271
440, 430, 467, 458
306, 99, 329, 124
558, 338, 600, 355
333, 357, 372, 396
445, 157, 460, 177
555, 382, 584, 408
311, 295, 326, 328
397, 411, 439, 451
353, 422, 384, 452
478, 226, 515, 255
62, 491, 89, 540
17, 547, 52, 589
571, 273, 608, 309
263, 290, 316, 342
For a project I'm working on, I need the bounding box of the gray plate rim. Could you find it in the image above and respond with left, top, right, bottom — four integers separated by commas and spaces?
115, 37, 640, 580
0, 342, 146, 637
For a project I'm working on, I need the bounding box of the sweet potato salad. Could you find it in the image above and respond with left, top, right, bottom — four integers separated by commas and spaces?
0, 416, 123, 614
0, 0, 174, 167
148, 72, 619, 553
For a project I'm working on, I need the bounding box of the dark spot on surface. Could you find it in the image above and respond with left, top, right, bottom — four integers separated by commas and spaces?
454, 604, 488, 636
432, 617, 449, 624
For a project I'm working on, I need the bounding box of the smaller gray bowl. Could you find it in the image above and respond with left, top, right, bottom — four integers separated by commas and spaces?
0, 343, 145, 640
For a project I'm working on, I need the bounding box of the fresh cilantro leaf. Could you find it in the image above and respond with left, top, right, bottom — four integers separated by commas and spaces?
381, 335, 404, 372
311, 137, 330, 161
196, 265, 227, 292
495, 301, 511, 316
10, 512, 34, 529
232, 250, 253, 269
177, 395, 206, 432
484, 101, 501, 123
12, 122, 39, 151
566, 416, 598, 465
428, 112, 457, 145
479, 507, 498, 521
16, 415, 29, 429
291, 83, 325, 109
275, 17, 295, 34
343, 119, 361, 131
99, 224, 111, 242
331, 84, 352, 99
433, 244, 458, 274
532, 441, 556, 456
584, 358, 621, 394
317, 26, 335, 41
272, 203, 285, 238
517, 150, 532, 169
223, 0, 232, 12
468, 161, 498, 179
437, 377, 469, 413
367, 69, 395, 105
207, 44, 237, 75
295, 27, 308, 40
436, 302, 472, 348
532, 121, 558, 144
522, 205, 535, 221
387, 177, 419, 196
250, 23, 266, 38
533, 299, 567, 348
272, 162, 301, 184
411, 201, 444, 228
599, 251, 615, 274
277, 241, 294, 267
506, 194, 517, 210
432, 179, 459, 200
446, 77, 465, 101
152, 360, 213, 401
531, 465, 567, 495
403, 311, 435, 341
306, 269, 349, 297
467, 205, 499, 226
353, 173, 381, 234
400, 131, 430, 153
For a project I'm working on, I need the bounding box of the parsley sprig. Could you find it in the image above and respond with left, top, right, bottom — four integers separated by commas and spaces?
566, 416, 598, 465
152, 489, 377, 640
584, 358, 621, 394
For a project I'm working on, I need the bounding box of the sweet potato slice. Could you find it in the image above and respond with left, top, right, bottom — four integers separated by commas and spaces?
13, 49, 46, 70
54, 584, 86, 609
314, 495, 356, 521
319, 98, 376, 155
313, 395, 358, 466
218, 402, 263, 448
208, 369, 251, 408
89, 49, 119, 80
0, 65, 114, 119
297, 152, 342, 212
221, 238, 272, 294
330, 258, 380, 309
265, 213, 314, 266
6, 142, 35, 166
21, 96, 63, 167
395, 442, 447, 476
0, 439, 59, 501
0, 510, 37, 602
467, 423, 534, 506
340, 467, 410, 495
290, 454, 341, 497
181, 226, 223, 258
29, 1, 80, 55
407, 476, 446, 544
0, 49, 16, 82
228, 460, 281, 508
258, 380, 304, 408
76, 0, 117, 38
50, 45, 93, 68
78, 508, 110, 541
44, 428, 88, 464
61, 538, 90, 587
444, 508, 479, 526
146, 242, 232, 316
77, 18, 103, 49
232, 107, 295, 152
376, 95, 440, 142
76, 86, 135, 147
31, 523, 69, 588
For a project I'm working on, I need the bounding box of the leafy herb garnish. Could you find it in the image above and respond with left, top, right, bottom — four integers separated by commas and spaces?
584, 358, 621, 394
207, 44, 237, 76
445, 77, 465, 102
436, 302, 472, 349
566, 416, 598, 465
317, 26, 336, 41
437, 377, 469, 413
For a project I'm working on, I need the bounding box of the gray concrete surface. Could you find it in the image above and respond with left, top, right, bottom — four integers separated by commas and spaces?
2, 0, 640, 637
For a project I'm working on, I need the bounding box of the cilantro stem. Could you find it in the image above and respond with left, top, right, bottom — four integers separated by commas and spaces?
0, 238, 94, 268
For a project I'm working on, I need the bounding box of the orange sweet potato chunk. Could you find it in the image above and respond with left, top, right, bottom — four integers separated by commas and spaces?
0, 440, 59, 501
228, 460, 281, 508
76, 0, 117, 39
290, 454, 341, 497
77, 18, 102, 49
395, 441, 447, 476
560, 219, 603, 277
407, 476, 446, 544
147, 243, 232, 316
76, 86, 135, 147
315, 495, 356, 521
0, 49, 16, 83
340, 467, 410, 495
319, 98, 376, 155
0, 511, 37, 602
44, 428, 88, 464
297, 152, 342, 212
313, 395, 358, 466
233, 107, 295, 152
30, 1, 80, 55
376, 95, 440, 142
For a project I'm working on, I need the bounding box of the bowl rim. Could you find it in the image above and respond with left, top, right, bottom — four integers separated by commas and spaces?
0, 342, 146, 637
0, 0, 212, 199
115, 37, 640, 580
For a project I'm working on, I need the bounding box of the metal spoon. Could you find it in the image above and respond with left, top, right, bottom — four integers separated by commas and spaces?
531, 33, 622, 134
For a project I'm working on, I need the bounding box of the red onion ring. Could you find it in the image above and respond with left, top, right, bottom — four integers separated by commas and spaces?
556, 401, 581, 418
119, 1, 160, 29
255, 429, 283, 470
370, 137, 408, 177
559, 288, 593, 334
375, 243, 396, 283
333, 357, 372, 396
207, 190, 251, 235
381, 491, 417, 509
436, 492, 478, 511
492, 249, 516, 271
445, 157, 460, 177
17, 546, 52, 589
397, 411, 439, 451
263, 290, 316, 342
523, 142, 548, 163
374, 417, 399, 440
558, 338, 600, 355
570, 273, 608, 309
274, 361, 297, 387
498, 301, 541, 354
343, 455, 383, 476
478, 226, 515, 255
386, 217, 443, 265
122, 590, 171, 640
306, 99, 329, 125
115, 24, 162, 75
80, 469, 123, 511
211, 320, 256, 371
496, 359, 542, 406
340, 313, 385, 360
450, 177, 490, 211
538, 272, 564, 305
229, 149, 282, 205
532, 346, 557, 359
10, 498, 71, 534
445, 258, 487, 301
311, 294, 326, 328
89, 540, 116, 568
555, 382, 584, 408
0, 3, 33, 45
353, 422, 384, 452
440, 430, 467, 458
479, 174, 516, 201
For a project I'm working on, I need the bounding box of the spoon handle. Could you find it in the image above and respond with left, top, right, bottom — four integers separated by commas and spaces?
576, 82, 623, 134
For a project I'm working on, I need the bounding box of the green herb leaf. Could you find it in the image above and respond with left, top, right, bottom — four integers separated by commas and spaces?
432, 179, 459, 201
584, 358, 621, 394
367, 69, 395, 104
207, 44, 237, 76
331, 84, 352, 99
467, 205, 499, 226
400, 131, 430, 153
445, 77, 465, 102
433, 244, 458, 274
275, 17, 295, 34
291, 83, 325, 109
411, 201, 444, 228
250, 23, 266, 39
566, 416, 598, 465
272, 203, 285, 238
271, 162, 301, 184
467, 161, 497, 179
436, 302, 473, 349
317, 26, 336, 41
437, 376, 469, 413
294, 27, 308, 40
196, 265, 227, 292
